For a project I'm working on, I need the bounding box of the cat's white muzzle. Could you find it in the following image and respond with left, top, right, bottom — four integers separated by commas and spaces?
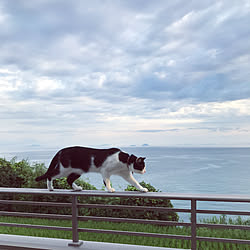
134, 169, 146, 174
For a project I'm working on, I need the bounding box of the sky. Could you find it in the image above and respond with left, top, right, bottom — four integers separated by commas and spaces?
0, 0, 250, 151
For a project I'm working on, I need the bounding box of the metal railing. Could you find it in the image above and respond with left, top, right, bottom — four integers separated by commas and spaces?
0, 187, 250, 249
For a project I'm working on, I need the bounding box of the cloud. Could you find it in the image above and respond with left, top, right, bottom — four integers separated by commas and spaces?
1, 1, 250, 103
0, 0, 250, 148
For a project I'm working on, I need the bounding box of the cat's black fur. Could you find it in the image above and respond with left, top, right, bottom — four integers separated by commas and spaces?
35, 146, 147, 192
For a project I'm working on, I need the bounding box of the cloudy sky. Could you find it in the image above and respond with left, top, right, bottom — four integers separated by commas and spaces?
0, 0, 250, 150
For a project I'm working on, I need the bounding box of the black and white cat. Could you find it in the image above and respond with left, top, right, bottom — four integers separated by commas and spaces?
35, 146, 148, 192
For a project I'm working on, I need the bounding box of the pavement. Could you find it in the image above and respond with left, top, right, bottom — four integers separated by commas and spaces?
0, 234, 188, 250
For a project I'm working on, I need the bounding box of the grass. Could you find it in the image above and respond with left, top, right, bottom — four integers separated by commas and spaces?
0, 215, 250, 249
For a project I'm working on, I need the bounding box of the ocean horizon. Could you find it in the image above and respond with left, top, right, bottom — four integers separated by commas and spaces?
1, 146, 250, 222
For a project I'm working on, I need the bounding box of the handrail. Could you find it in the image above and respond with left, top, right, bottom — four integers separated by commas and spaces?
0, 187, 250, 249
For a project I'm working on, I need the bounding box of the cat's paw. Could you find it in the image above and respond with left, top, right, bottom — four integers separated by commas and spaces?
140, 187, 148, 193
108, 188, 115, 193
72, 183, 83, 191
74, 187, 83, 191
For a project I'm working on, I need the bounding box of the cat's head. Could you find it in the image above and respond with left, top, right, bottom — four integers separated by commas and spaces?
132, 156, 146, 174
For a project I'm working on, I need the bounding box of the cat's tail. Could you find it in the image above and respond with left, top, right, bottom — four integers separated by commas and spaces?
35, 174, 48, 182
35, 151, 60, 182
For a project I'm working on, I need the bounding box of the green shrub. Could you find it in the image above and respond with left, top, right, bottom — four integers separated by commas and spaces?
0, 158, 32, 188
77, 182, 178, 222
0, 157, 178, 221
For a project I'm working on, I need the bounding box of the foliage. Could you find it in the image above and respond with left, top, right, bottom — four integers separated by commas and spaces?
0, 158, 33, 188
125, 181, 160, 192
117, 181, 178, 221
0, 157, 178, 221
77, 182, 178, 221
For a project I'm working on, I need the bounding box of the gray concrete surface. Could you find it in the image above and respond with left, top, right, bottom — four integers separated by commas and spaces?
0, 234, 187, 250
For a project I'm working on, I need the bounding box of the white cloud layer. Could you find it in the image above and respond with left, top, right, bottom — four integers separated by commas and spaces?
0, 0, 250, 150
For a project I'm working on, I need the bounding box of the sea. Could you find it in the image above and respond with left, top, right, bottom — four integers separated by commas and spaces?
1, 147, 250, 222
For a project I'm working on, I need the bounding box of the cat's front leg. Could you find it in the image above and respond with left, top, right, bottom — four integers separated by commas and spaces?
72, 183, 83, 191
122, 173, 148, 192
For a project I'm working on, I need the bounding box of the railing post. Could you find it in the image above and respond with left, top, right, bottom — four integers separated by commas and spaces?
68, 195, 83, 247
191, 199, 197, 250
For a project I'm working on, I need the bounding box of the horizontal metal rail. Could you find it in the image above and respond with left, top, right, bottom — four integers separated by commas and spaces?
78, 203, 191, 213
78, 227, 191, 240
0, 187, 250, 250
197, 209, 250, 216
0, 199, 71, 207
0, 211, 72, 220
0, 222, 71, 231
197, 236, 250, 245
79, 215, 191, 227
1, 188, 250, 202
197, 223, 250, 230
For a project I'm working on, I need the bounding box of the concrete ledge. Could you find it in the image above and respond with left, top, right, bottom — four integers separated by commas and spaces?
0, 234, 187, 250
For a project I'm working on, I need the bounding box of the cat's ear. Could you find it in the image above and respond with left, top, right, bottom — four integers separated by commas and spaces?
137, 157, 146, 163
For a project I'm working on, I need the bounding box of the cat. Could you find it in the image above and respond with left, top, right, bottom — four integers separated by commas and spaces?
35, 146, 148, 192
